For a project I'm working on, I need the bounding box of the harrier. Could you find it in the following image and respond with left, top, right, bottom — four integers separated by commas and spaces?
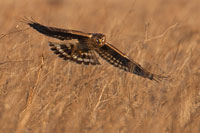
23, 18, 166, 82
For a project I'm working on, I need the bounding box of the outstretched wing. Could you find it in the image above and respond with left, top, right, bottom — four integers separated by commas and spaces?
23, 18, 92, 40
48, 42, 100, 65
96, 43, 166, 81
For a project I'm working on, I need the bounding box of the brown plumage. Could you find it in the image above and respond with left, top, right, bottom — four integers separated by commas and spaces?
23, 18, 167, 82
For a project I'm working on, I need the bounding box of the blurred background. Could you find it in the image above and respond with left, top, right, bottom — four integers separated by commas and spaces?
0, 0, 200, 132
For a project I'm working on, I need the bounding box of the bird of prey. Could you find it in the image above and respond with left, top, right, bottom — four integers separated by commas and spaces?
23, 18, 167, 82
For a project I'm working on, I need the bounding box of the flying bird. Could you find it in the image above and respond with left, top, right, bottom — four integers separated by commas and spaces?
23, 18, 167, 82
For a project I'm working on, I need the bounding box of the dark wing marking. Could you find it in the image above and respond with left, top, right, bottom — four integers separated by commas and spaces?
96, 43, 167, 81
48, 42, 100, 65
23, 18, 92, 40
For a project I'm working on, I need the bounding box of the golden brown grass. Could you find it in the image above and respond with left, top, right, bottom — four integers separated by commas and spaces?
0, 0, 200, 132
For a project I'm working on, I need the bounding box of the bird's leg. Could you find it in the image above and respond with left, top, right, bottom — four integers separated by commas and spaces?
70, 45, 78, 57
70, 43, 85, 57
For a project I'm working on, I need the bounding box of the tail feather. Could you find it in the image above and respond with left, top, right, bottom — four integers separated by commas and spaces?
48, 42, 100, 65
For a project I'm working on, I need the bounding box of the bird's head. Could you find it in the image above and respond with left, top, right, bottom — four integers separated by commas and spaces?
93, 33, 106, 47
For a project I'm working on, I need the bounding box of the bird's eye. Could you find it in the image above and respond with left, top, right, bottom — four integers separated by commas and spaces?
96, 39, 99, 42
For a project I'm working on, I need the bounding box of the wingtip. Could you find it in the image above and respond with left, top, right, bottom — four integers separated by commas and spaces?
20, 16, 37, 26
152, 74, 170, 83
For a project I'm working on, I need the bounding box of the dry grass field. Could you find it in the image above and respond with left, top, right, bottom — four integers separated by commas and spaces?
0, 0, 200, 132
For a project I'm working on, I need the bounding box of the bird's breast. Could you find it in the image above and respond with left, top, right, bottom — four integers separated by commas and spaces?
79, 38, 100, 50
